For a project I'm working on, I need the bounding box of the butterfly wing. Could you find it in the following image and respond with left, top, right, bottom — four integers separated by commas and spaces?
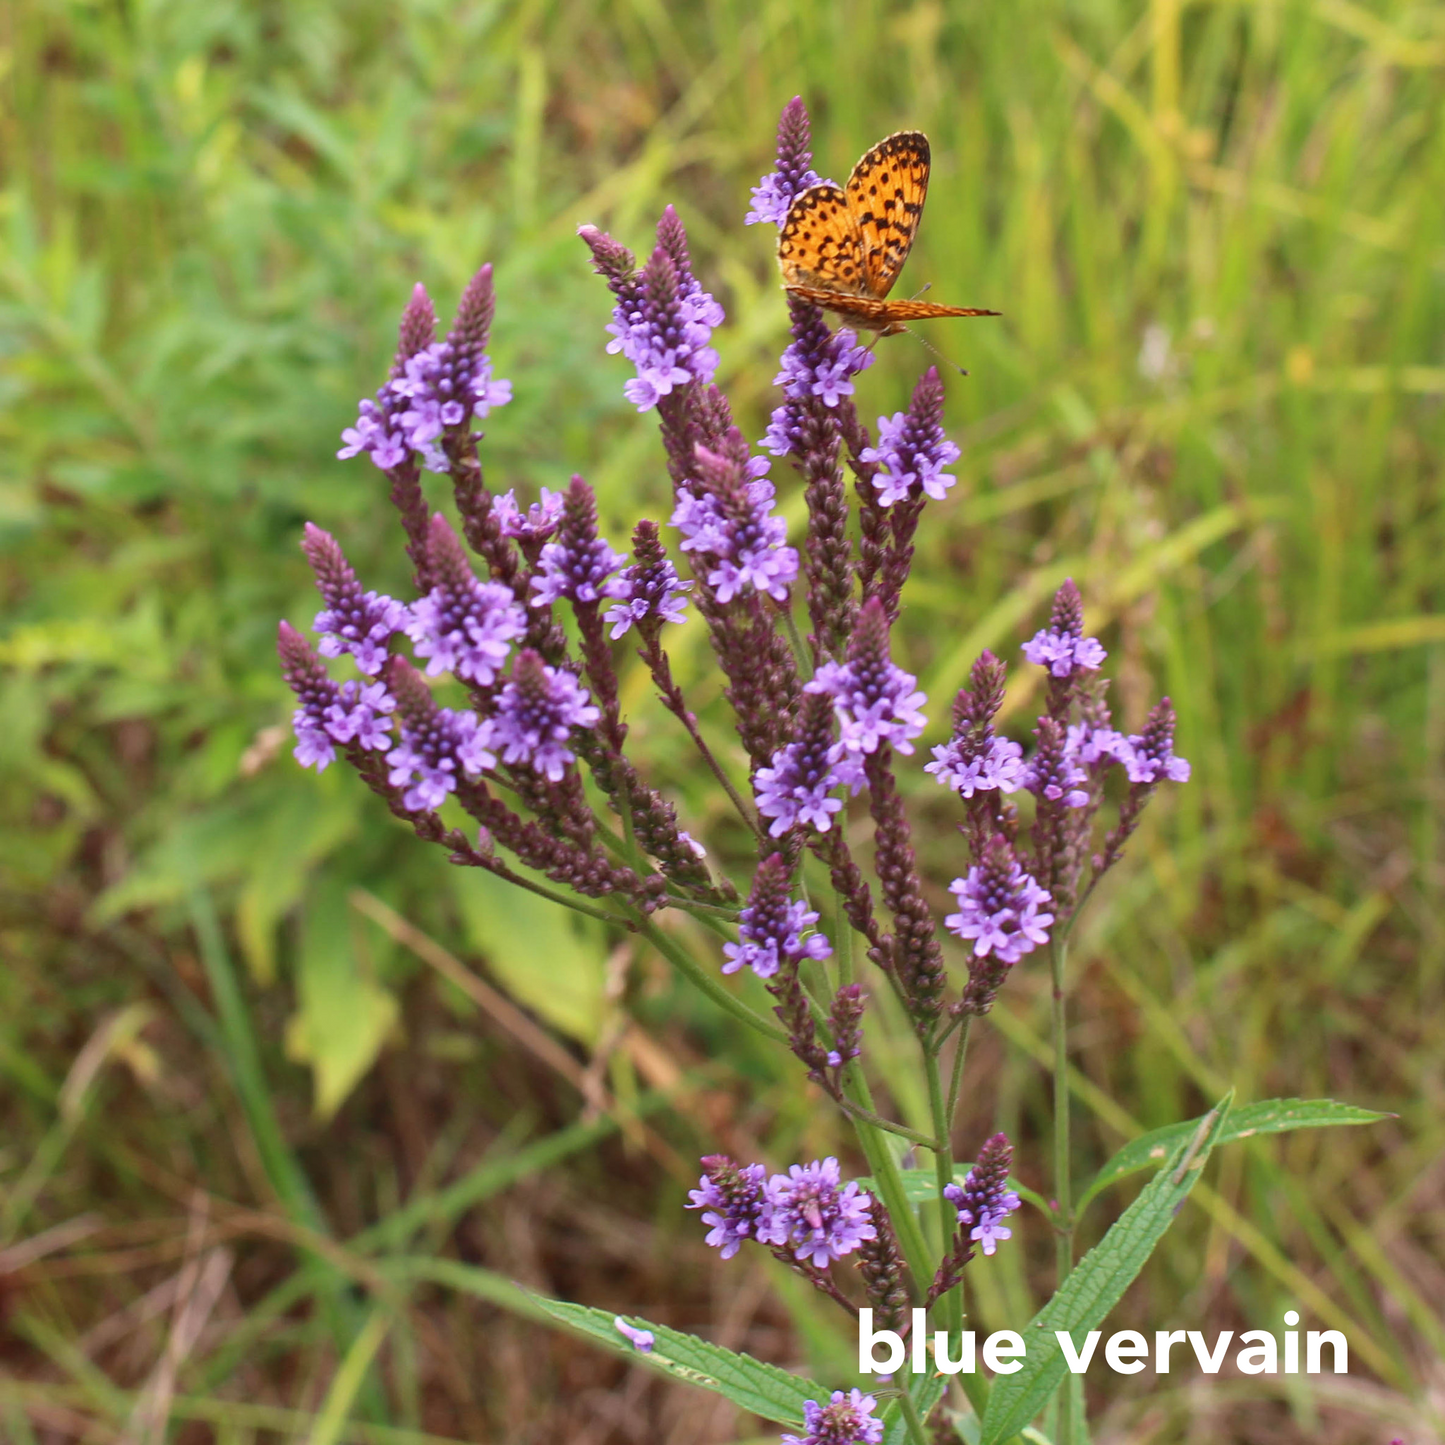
778, 184, 869, 296
844, 130, 931, 300
784, 287, 999, 334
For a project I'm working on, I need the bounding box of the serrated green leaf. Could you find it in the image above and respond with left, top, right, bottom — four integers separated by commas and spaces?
528, 1294, 827, 1425
1077, 1097, 1389, 1213
978, 1093, 1234, 1445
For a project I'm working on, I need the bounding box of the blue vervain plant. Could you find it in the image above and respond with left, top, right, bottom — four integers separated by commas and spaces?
280, 98, 1383, 1445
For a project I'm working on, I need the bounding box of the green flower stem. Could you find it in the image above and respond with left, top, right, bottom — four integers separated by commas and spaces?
634, 915, 787, 1043
895, 1383, 931, 1445
1051, 931, 1075, 1445
945, 1017, 973, 1125
834, 1096, 939, 1149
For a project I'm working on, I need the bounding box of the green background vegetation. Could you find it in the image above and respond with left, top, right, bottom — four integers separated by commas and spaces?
2, 0, 1442, 1440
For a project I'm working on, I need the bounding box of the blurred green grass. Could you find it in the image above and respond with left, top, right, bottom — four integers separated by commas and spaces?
2, 0, 1443, 1441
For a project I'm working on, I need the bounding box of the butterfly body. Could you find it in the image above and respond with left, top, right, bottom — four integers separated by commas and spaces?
777, 131, 999, 335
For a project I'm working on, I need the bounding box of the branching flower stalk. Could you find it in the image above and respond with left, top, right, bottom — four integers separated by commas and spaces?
284, 95, 1191, 1445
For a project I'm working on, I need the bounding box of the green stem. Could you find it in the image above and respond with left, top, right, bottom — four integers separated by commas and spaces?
634, 916, 787, 1043
925, 1036, 964, 1349
895, 1384, 931, 1445
1051, 932, 1075, 1445
945, 1017, 973, 1126
834, 1096, 939, 1149
779, 602, 814, 681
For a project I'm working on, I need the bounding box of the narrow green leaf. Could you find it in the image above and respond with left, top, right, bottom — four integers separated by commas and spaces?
528, 1294, 826, 1425
978, 1094, 1234, 1445
1077, 1097, 1389, 1213
879, 1373, 947, 1444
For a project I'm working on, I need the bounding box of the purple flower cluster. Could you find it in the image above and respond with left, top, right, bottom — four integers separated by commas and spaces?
492, 651, 600, 781
605, 551, 692, 638
338, 276, 511, 473
926, 733, 1026, 797
764, 326, 875, 459
1122, 704, 1192, 784
807, 599, 927, 757
280, 623, 396, 772
494, 488, 564, 544
303, 524, 408, 676
386, 704, 495, 812
673, 451, 799, 603
687, 1157, 769, 1260
943, 1135, 1021, 1258
946, 838, 1054, 965
405, 522, 527, 685
761, 1158, 878, 1268
1022, 587, 1108, 679
745, 96, 832, 229
688, 1156, 877, 1271
859, 403, 961, 506
781, 1390, 884, 1445
754, 694, 864, 836
597, 211, 723, 413
722, 891, 831, 980
1024, 731, 1091, 809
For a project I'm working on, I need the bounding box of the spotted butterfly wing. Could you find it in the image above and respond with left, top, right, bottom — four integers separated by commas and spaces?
845, 130, 931, 298
777, 129, 1000, 335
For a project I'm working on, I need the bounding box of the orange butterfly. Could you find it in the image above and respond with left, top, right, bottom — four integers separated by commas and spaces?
777, 131, 999, 336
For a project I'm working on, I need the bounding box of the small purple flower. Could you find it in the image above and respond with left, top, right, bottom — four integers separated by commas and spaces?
494, 488, 564, 544
755, 694, 864, 836
674, 444, 798, 603
280, 622, 395, 772
859, 368, 961, 505
722, 857, 832, 980
764, 297, 875, 459
613, 1318, 654, 1353
946, 838, 1054, 965
302, 524, 408, 676
688, 1156, 769, 1259
926, 734, 1026, 797
339, 271, 511, 473
746, 97, 831, 229
781, 1389, 884, 1445
806, 598, 927, 756
944, 1134, 1020, 1258
605, 551, 692, 639
386, 704, 495, 812
757, 1158, 877, 1268
492, 650, 600, 781
1124, 698, 1191, 784
405, 516, 526, 685
530, 479, 629, 607
596, 211, 722, 412
1022, 578, 1106, 679
1024, 740, 1090, 809
1067, 721, 1133, 769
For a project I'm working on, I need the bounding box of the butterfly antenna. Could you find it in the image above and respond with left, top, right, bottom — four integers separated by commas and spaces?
901, 325, 968, 377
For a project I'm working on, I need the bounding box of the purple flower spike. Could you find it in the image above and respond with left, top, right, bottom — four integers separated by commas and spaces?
598, 211, 722, 412
494, 488, 564, 544
613, 1318, 654, 1353
755, 693, 864, 836
946, 836, 1054, 966
746, 96, 831, 229
927, 733, 1026, 798
722, 853, 831, 979
280, 622, 396, 771
605, 531, 692, 639
1025, 717, 1090, 808
384, 661, 495, 812
673, 436, 798, 603
1124, 697, 1191, 783
806, 598, 927, 756
405, 515, 526, 685
1023, 578, 1107, 678
859, 367, 961, 505
339, 272, 511, 473
781, 1389, 884, 1445
687, 1155, 769, 1259
943, 1134, 1020, 1258
302, 524, 408, 676
530, 477, 629, 607
758, 1158, 877, 1268
492, 649, 600, 781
